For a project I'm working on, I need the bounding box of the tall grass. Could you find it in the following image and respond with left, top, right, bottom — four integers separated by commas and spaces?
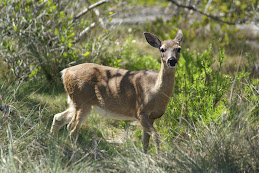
0, 68, 257, 173
0, 97, 257, 172
0, 0, 258, 172
0, 33, 258, 173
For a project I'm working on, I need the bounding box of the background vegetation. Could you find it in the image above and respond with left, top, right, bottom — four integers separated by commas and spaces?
0, 0, 258, 172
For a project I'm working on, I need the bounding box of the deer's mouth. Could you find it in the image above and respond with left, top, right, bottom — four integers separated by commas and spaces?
167, 58, 178, 67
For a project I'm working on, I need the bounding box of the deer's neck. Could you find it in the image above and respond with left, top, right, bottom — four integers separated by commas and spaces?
153, 63, 176, 97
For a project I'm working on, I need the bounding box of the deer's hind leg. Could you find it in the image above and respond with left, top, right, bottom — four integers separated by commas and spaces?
50, 105, 74, 135
67, 105, 91, 139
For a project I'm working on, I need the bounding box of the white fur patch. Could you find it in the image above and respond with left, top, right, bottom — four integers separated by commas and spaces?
61, 69, 67, 84
92, 106, 137, 121
67, 95, 72, 105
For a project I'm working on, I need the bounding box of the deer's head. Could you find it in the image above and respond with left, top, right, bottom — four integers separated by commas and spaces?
144, 30, 183, 68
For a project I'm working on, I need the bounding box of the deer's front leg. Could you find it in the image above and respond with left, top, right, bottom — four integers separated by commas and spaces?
139, 114, 159, 154
142, 129, 151, 153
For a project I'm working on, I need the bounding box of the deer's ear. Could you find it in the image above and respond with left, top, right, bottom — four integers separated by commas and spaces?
144, 32, 161, 48
175, 29, 183, 44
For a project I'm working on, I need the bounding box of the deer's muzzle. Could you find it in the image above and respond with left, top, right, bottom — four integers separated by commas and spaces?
167, 58, 178, 67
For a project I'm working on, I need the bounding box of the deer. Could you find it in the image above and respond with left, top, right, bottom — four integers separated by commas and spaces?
50, 30, 183, 153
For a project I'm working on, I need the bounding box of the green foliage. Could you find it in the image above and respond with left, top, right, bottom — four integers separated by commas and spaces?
121, 38, 160, 71
157, 44, 257, 142
0, 0, 113, 83
98, 35, 160, 71
142, 0, 258, 62
0, 43, 257, 172
0, 0, 258, 172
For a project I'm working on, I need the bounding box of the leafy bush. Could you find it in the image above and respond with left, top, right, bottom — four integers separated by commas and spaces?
97, 35, 160, 71
0, 0, 113, 84
0, 1, 258, 172
154, 44, 258, 172
158, 44, 255, 129
0, 40, 257, 172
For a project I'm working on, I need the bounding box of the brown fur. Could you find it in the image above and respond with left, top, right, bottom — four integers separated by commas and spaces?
50, 30, 183, 153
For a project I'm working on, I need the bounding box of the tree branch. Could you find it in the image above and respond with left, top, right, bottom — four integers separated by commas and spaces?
72, 0, 108, 23
73, 23, 96, 44
169, 0, 245, 25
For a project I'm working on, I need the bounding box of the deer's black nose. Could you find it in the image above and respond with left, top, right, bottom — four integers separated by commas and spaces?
168, 58, 178, 67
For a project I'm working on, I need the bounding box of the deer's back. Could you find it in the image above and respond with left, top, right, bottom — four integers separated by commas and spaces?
63, 63, 158, 118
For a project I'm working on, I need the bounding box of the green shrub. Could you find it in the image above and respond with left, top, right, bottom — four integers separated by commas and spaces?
156, 43, 257, 141
98, 35, 160, 71
0, 0, 113, 84
0, 39, 257, 172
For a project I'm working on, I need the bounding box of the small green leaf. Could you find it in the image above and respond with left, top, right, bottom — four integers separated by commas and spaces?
84, 52, 90, 56
81, 19, 85, 24
3, 40, 7, 47
63, 52, 68, 57
55, 28, 59, 35
69, 33, 75, 38
29, 68, 39, 79
60, 11, 64, 18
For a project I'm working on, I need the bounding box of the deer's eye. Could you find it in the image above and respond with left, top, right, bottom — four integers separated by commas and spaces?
175, 47, 181, 53
160, 48, 166, 52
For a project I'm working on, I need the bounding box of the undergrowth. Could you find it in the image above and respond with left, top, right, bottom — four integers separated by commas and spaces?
0, 41, 258, 172
0, 0, 258, 172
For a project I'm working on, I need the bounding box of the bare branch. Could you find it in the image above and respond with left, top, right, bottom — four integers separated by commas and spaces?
204, 0, 212, 13
169, 0, 246, 25
72, 0, 108, 23
94, 9, 106, 28
73, 23, 96, 43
